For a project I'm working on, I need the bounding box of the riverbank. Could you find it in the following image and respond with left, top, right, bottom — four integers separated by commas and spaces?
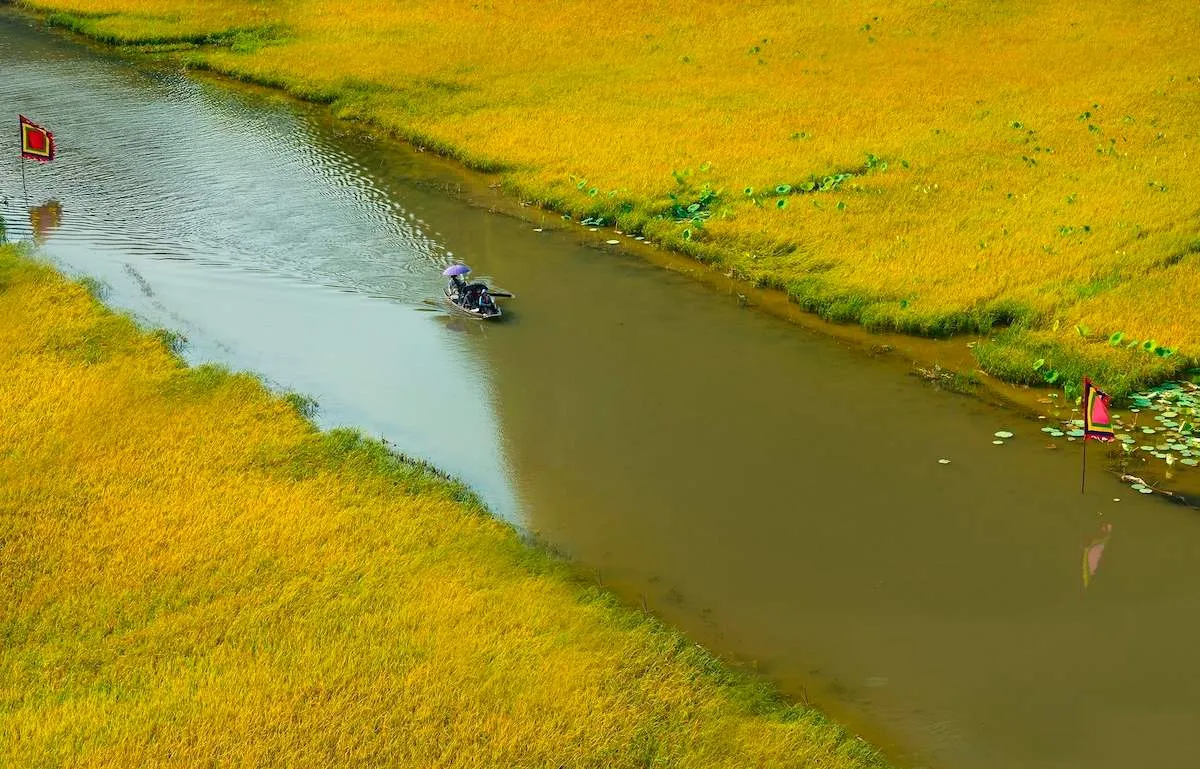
0, 243, 890, 766
9, 0, 1200, 401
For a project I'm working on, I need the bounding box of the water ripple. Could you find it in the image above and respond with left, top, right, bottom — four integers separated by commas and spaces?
0, 39, 447, 304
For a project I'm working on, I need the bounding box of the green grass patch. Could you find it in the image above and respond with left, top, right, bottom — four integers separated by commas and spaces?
973, 327, 1193, 403
149, 327, 188, 358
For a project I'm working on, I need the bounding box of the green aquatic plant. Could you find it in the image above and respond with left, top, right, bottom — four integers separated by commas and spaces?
1103, 381, 1200, 476
819, 174, 854, 191
661, 168, 720, 225
864, 153, 888, 172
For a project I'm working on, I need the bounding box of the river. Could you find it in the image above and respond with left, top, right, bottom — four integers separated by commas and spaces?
2, 12, 1198, 769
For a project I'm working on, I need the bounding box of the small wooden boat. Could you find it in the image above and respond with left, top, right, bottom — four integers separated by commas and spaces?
442, 263, 511, 320
444, 284, 504, 319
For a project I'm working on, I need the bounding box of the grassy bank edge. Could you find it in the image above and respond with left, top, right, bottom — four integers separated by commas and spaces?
8, 2, 1196, 405
0, 240, 895, 767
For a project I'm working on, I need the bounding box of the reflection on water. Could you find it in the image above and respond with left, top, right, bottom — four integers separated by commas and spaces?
1, 44, 452, 302
28, 199, 62, 244
1082, 521, 1114, 591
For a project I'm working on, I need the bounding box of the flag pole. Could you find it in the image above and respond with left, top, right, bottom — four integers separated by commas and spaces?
1080, 376, 1089, 494
1081, 435, 1087, 494
21, 158, 28, 206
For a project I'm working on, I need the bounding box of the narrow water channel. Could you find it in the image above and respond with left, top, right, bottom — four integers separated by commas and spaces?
2, 14, 1198, 769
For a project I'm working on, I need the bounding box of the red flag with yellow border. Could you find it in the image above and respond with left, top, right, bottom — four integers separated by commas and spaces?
1083, 377, 1115, 442
20, 115, 55, 162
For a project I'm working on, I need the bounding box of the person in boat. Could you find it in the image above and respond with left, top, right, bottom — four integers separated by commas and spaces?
447, 270, 491, 312
463, 283, 496, 313
475, 287, 496, 314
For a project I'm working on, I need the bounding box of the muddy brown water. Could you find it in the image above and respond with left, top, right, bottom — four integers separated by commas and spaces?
3, 13, 1199, 769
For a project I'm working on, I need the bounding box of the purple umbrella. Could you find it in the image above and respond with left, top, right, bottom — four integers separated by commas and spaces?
442, 264, 471, 276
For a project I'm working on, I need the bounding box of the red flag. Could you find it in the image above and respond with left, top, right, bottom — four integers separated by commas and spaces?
1082, 377, 1115, 442
20, 115, 55, 162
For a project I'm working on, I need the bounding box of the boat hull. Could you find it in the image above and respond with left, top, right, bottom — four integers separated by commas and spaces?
444, 287, 503, 320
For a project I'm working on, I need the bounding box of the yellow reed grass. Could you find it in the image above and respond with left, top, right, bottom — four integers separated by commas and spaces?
0, 245, 887, 767
15, 0, 1200, 390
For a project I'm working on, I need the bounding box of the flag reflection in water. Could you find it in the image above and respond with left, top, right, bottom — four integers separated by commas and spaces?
1082, 521, 1113, 590
28, 200, 63, 245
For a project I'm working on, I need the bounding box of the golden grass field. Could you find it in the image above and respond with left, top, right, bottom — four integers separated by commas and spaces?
0, 244, 887, 766
14, 0, 1200, 396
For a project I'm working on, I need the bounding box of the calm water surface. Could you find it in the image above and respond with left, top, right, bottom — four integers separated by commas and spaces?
2, 13, 1198, 769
